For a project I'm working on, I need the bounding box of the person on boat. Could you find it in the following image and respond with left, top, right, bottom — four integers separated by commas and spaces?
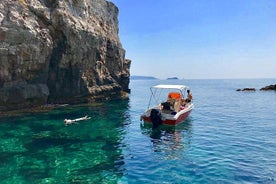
185, 90, 193, 103
166, 92, 181, 111
161, 101, 171, 111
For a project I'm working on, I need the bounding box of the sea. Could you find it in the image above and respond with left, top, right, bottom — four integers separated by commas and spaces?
0, 78, 275, 184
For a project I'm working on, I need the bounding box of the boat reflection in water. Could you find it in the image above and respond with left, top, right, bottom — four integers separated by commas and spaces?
140, 119, 193, 160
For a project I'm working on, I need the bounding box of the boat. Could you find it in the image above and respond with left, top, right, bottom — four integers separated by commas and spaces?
140, 84, 194, 126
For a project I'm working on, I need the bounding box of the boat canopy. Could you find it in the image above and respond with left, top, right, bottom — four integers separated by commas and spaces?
147, 84, 189, 109
151, 84, 188, 91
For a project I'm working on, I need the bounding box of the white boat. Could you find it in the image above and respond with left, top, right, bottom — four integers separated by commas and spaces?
140, 84, 194, 127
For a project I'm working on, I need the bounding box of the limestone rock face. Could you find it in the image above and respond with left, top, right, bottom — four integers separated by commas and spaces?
0, 0, 131, 111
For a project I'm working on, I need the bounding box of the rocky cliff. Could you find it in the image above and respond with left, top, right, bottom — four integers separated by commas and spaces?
0, 0, 131, 111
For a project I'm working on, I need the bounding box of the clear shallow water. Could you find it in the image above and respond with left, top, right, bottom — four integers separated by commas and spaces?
0, 79, 275, 183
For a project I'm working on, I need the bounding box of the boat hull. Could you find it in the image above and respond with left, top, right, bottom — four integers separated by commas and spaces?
141, 108, 192, 126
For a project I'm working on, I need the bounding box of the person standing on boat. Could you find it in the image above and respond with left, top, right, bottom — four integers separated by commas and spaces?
185, 90, 193, 103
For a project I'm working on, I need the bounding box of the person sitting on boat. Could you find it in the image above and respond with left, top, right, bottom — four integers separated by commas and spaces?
185, 90, 193, 103
161, 101, 172, 111
173, 100, 181, 112
167, 92, 181, 105
166, 92, 182, 112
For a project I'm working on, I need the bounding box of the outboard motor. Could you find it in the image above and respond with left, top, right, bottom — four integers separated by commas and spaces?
150, 109, 162, 129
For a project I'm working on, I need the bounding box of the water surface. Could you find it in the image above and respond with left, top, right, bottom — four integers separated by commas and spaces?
0, 79, 275, 183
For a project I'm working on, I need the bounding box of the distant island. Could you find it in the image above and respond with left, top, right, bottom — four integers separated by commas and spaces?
167, 77, 179, 80
131, 76, 158, 80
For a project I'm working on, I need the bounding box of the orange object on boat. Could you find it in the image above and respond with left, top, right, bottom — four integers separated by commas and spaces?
168, 92, 181, 100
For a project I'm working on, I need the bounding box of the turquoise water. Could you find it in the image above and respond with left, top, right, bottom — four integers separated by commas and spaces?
0, 79, 276, 183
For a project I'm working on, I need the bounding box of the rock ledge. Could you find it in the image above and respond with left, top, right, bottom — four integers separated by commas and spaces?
0, 0, 131, 111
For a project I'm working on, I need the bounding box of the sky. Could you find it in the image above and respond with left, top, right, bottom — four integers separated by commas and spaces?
109, 0, 276, 79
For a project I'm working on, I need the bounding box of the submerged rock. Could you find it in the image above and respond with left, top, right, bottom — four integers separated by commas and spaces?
0, 0, 131, 111
260, 84, 276, 91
